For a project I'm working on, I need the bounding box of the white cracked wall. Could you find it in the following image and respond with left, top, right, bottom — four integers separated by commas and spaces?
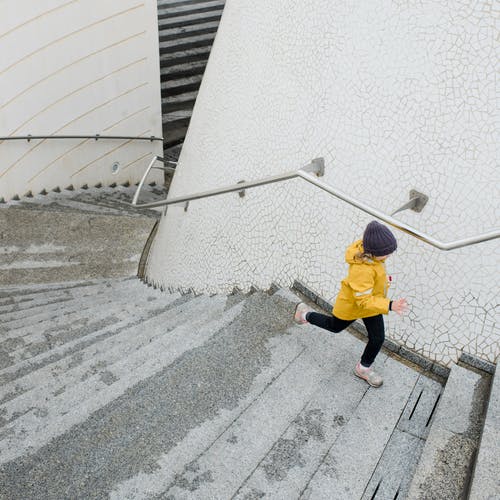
146, 0, 499, 366
0, 0, 163, 200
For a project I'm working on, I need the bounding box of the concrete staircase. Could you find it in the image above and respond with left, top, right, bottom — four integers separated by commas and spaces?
158, 0, 225, 149
0, 189, 497, 499
0, 276, 494, 499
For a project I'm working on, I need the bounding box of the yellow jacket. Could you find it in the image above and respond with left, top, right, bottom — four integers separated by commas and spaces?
333, 240, 391, 320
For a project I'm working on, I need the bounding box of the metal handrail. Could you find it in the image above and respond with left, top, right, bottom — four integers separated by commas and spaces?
0, 134, 163, 142
131, 157, 499, 251
299, 170, 499, 251
131, 158, 324, 208
131, 156, 176, 206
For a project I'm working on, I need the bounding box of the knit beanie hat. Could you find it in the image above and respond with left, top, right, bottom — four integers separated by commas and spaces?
363, 221, 397, 256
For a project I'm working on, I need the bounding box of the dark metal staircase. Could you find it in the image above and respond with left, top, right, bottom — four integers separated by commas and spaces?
158, 0, 225, 151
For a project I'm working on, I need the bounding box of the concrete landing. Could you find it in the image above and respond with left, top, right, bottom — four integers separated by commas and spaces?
0, 185, 168, 286
0, 284, 444, 499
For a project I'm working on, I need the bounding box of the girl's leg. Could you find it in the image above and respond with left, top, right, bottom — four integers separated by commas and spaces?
360, 315, 385, 367
306, 312, 353, 333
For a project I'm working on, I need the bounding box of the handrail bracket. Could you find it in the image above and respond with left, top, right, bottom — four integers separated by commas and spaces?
304, 157, 325, 177
391, 190, 429, 216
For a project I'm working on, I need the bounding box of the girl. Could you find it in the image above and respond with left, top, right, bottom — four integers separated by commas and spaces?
294, 221, 408, 387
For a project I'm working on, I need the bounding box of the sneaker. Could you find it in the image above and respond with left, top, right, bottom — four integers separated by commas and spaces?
354, 362, 383, 387
293, 302, 313, 324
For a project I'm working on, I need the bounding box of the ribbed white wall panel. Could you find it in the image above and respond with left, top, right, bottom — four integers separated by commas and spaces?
146, 0, 499, 366
0, 0, 163, 200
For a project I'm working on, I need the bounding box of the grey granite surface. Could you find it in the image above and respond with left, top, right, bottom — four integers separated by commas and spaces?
468, 363, 500, 500
407, 363, 490, 500
2, 283, 494, 500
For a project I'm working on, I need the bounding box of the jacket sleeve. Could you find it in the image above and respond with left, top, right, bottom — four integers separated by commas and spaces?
347, 266, 390, 315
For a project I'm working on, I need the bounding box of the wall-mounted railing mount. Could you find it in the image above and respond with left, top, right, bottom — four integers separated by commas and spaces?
391, 190, 429, 215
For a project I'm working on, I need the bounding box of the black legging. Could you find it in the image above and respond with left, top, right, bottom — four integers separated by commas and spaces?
306, 312, 385, 367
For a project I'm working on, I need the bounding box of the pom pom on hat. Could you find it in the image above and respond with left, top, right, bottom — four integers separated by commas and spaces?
363, 221, 397, 256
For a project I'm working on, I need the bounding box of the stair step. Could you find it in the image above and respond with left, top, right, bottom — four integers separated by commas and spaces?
0, 294, 218, 431
0, 283, 158, 353
9, 195, 157, 218
163, 345, 327, 498
157, 0, 222, 8
158, 12, 222, 30
163, 118, 191, 145
361, 430, 423, 500
0, 285, 152, 341
0, 278, 144, 327
162, 97, 196, 114
0, 294, 242, 465
468, 363, 500, 499
160, 45, 211, 66
3, 184, 164, 218
0, 277, 123, 302
158, 4, 224, 24
162, 78, 202, 97
360, 376, 443, 499
231, 335, 371, 499
0, 290, 186, 394
0, 284, 170, 369
396, 374, 444, 439
159, 33, 216, 55
1, 295, 120, 339
158, 0, 224, 17
2, 299, 151, 372
163, 111, 192, 123
163, 90, 199, 105
0, 291, 187, 388
164, 62, 204, 85
0, 278, 142, 318
161, 64, 207, 85
300, 355, 420, 500
407, 363, 489, 500
162, 75, 202, 102
159, 22, 220, 42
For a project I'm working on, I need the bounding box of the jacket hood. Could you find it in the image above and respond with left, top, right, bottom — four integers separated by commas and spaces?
345, 240, 377, 265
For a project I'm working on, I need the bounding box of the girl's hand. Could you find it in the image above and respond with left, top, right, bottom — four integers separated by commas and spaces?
392, 298, 408, 315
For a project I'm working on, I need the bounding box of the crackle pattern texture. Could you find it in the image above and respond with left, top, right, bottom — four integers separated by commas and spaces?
146, 0, 499, 365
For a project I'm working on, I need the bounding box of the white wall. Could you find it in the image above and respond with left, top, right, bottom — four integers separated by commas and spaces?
0, 0, 163, 200
146, 0, 499, 366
